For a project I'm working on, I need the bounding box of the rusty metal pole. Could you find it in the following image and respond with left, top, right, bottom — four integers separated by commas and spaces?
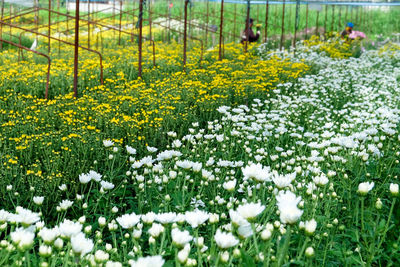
305, 3, 308, 39
204, 0, 209, 48
280, 0, 285, 50
73, 0, 80, 98
48, 0, 51, 54
183, 0, 188, 66
119, 0, 122, 45
149, 0, 152, 41
244, 0, 250, 52
331, 5, 335, 32
293, 0, 300, 49
88, 0, 90, 49
138, 0, 143, 77
218, 0, 224, 60
264, 0, 269, 42
0, 0, 4, 50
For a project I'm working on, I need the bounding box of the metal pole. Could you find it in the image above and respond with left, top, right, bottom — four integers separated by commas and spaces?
73, 0, 80, 98
204, 0, 209, 48
244, 0, 250, 52
324, 4, 327, 37
338, 6, 341, 32
218, 0, 224, 60
138, 0, 143, 77
119, 0, 122, 44
88, 0, 90, 49
149, 0, 152, 40
293, 0, 300, 48
280, 0, 285, 50
331, 5, 335, 32
233, 3, 237, 43
264, 0, 269, 42
315, 10, 319, 36
48, 0, 51, 53
0, 0, 4, 50
183, 0, 188, 66
305, 3, 308, 39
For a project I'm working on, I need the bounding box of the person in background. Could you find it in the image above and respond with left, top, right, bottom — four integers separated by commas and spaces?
241, 18, 261, 44
341, 22, 354, 40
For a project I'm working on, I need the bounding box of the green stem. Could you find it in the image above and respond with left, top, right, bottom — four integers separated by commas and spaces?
376, 198, 396, 251
361, 197, 365, 233
276, 225, 292, 267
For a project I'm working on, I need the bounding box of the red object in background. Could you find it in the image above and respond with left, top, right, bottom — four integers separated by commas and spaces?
169, 3, 173, 8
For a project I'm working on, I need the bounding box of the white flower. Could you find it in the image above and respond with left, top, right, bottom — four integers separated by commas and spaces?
148, 223, 165, 238
214, 229, 239, 249
0, 209, 10, 223
38, 244, 52, 257
10, 227, 35, 251
305, 246, 315, 257
236, 202, 265, 220
185, 210, 209, 228
390, 183, 399, 196
238, 223, 253, 238
229, 210, 248, 227
147, 146, 158, 153
103, 140, 114, 147
106, 261, 123, 267
15, 207, 40, 226
38, 227, 59, 244
242, 163, 272, 182
88, 170, 102, 182
59, 219, 82, 238
358, 182, 374, 195
129, 255, 165, 267
94, 250, 110, 262
272, 172, 296, 189
313, 174, 329, 187
223, 180, 236, 191
59, 200, 73, 211
126, 145, 137, 155
58, 184, 67, 191
71, 232, 94, 256
276, 190, 303, 224
304, 219, 317, 235
79, 173, 91, 184
33, 196, 44, 205
156, 212, 177, 224
116, 213, 140, 229
101, 181, 115, 190
171, 228, 193, 247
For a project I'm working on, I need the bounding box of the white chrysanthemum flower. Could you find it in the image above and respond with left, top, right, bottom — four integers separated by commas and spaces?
147, 146, 158, 153
236, 202, 265, 220
304, 219, 317, 235
242, 163, 272, 182
33, 196, 44, 205
238, 222, 253, 238
358, 182, 374, 195
59, 219, 82, 238
101, 181, 115, 190
272, 172, 296, 189
148, 223, 165, 238
390, 183, 399, 196
95, 250, 110, 262
223, 180, 236, 191
71, 232, 94, 257
103, 140, 114, 147
141, 212, 157, 224
116, 213, 140, 229
88, 170, 102, 182
171, 228, 193, 247
0, 209, 10, 223
276, 190, 303, 224
214, 229, 239, 249
313, 174, 329, 187
15, 207, 40, 226
126, 145, 137, 155
156, 212, 177, 224
129, 255, 165, 267
59, 200, 73, 211
79, 173, 91, 184
38, 227, 59, 244
10, 227, 35, 251
185, 210, 209, 228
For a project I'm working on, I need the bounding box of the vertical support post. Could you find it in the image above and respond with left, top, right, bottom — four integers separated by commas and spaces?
338, 6, 342, 32
204, 0, 209, 48
233, 3, 236, 41
315, 10, 319, 36
149, 0, 152, 40
218, 0, 224, 60
279, 0, 285, 50
293, 0, 300, 49
305, 3, 308, 39
244, 0, 250, 52
138, 0, 143, 77
88, 0, 90, 49
73, 0, 80, 98
331, 5, 335, 32
264, 0, 269, 42
119, 0, 122, 45
183, 0, 188, 66
0, 0, 4, 50
323, 4, 327, 36
168, 0, 172, 42
48, 0, 51, 54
